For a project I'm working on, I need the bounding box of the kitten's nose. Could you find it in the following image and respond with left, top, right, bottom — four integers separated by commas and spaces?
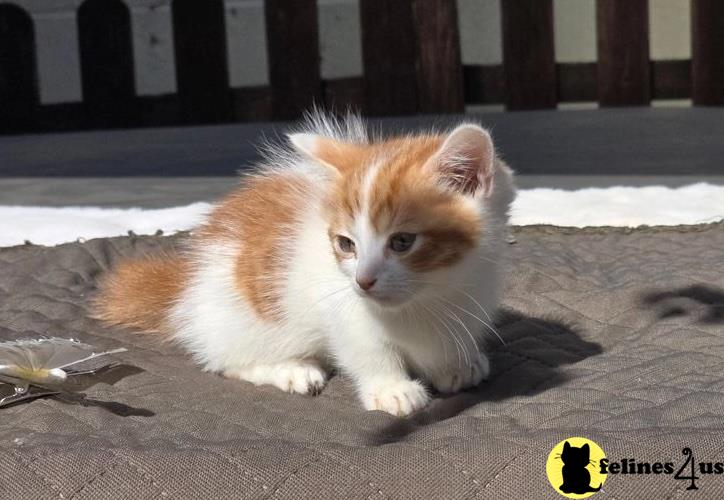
356, 277, 377, 291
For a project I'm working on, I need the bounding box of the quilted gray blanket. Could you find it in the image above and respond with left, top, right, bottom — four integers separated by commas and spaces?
1, 224, 723, 499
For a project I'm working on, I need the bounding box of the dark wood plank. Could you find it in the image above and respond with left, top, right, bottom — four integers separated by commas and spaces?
232, 86, 273, 122
411, 0, 464, 113
692, 0, 724, 105
323, 77, 364, 113
136, 94, 181, 127
264, 0, 321, 120
0, 4, 38, 133
78, 0, 136, 128
596, 0, 650, 106
501, 0, 556, 110
35, 103, 85, 133
359, 0, 418, 115
467, 63, 600, 105
463, 65, 504, 104
557, 63, 597, 102
652, 60, 691, 100
172, 0, 231, 124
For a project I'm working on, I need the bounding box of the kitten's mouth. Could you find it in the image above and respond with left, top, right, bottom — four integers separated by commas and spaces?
356, 288, 408, 307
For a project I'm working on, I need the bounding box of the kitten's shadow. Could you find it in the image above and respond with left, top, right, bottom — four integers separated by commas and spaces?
372, 309, 602, 444
641, 284, 724, 324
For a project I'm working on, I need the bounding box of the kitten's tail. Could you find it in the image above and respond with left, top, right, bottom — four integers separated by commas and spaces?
93, 253, 188, 335
588, 484, 602, 492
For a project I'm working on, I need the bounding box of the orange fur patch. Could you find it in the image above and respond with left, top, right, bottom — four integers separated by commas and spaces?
198, 173, 312, 321
94, 254, 188, 334
322, 135, 482, 272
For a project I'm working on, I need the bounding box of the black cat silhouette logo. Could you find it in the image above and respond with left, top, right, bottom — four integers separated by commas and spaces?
547, 437, 607, 498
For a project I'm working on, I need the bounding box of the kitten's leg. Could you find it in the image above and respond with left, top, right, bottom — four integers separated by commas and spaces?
224, 359, 328, 395
426, 350, 490, 394
333, 334, 430, 416
404, 332, 490, 394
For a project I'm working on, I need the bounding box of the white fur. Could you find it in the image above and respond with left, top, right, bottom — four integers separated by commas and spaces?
168, 114, 516, 416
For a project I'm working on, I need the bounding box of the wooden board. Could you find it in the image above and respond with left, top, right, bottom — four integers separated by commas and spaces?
501, 0, 556, 110
323, 77, 365, 113
652, 60, 691, 100
0, 4, 38, 133
172, 0, 232, 124
78, 0, 136, 128
463, 66, 504, 104
265, 0, 322, 120
692, 0, 724, 105
596, 0, 650, 106
360, 0, 419, 115
557, 63, 597, 103
412, 0, 464, 113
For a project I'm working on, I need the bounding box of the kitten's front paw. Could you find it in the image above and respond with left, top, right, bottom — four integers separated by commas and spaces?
225, 360, 327, 396
430, 352, 490, 394
361, 379, 430, 417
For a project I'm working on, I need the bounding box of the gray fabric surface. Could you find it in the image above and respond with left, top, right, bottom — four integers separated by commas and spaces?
1, 224, 723, 499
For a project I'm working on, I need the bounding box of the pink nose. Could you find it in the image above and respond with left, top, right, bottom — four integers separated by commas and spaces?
356, 277, 377, 291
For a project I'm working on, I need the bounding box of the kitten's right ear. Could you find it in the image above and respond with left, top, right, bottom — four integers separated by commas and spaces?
563, 441, 571, 451
288, 133, 345, 174
428, 124, 496, 198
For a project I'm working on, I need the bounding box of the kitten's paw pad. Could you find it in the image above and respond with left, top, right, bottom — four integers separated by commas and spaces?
432, 353, 490, 393
362, 379, 430, 417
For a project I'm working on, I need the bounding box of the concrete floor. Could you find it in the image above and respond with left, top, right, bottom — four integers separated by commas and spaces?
2, 107, 724, 177
1, 175, 722, 208
2, 108, 722, 206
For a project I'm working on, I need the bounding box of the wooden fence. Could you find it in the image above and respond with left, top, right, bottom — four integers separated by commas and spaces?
1, 0, 724, 134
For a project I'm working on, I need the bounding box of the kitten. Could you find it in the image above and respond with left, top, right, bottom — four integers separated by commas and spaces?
559, 441, 602, 494
95, 112, 516, 416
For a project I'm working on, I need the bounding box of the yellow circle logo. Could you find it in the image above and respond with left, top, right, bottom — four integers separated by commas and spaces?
546, 437, 607, 498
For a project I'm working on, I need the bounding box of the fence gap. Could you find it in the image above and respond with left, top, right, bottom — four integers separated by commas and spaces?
596, 0, 650, 106
692, 0, 724, 105
264, 0, 321, 120
0, 5, 38, 133
78, 0, 136, 128
172, 0, 231, 124
501, 0, 557, 110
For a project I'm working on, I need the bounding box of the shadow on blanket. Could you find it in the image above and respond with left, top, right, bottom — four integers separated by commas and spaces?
59, 364, 155, 417
642, 284, 724, 324
372, 309, 602, 444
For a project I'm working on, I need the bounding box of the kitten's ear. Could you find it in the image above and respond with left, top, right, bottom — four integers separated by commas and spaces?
582, 443, 590, 452
288, 133, 352, 174
563, 441, 571, 451
429, 124, 495, 197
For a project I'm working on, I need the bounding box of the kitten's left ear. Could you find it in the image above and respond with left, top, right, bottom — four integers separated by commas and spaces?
429, 124, 495, 197
288, 133, 360, 175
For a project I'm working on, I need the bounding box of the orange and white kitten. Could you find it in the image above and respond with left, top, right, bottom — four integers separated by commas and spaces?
96, 113, 516, 416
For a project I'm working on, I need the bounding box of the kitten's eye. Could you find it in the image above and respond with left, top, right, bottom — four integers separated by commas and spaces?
335, 235, 355, 255
389, 233, 416, 253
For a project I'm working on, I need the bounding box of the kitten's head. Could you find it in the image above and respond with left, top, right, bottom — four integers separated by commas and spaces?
290, 122, 509, 308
